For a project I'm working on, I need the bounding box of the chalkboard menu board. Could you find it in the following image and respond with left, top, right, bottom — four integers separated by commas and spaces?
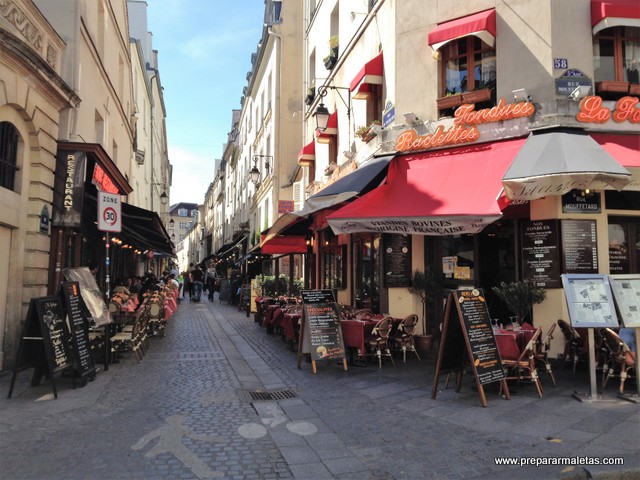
60, 282, 95, 380
561, 219, 598, 274
521, 220, 561, 288
433, 289, 508, 407
218, 278, 230, 304
33, 296, 72, 373
608, 274, 640, 328
239, 284, 251, 314
383, 234, 411, 287
561, 274, 619, 328
301, 290, 345, 362
8, 296, 73, 399
456, 289, 505, 385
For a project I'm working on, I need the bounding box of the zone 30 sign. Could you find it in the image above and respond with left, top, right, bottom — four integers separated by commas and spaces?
97, 191, 121, 232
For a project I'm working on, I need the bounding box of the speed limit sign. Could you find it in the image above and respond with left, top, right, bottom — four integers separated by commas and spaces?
97, 191, 122, 232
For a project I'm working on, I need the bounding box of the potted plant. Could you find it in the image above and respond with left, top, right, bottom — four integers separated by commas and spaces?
305, 85, 315, 106
491, 281, 547, 326
355, 120, 382, 143
408, 270, 441, 351
436, 92, 463, 110
323, 35, 339, 70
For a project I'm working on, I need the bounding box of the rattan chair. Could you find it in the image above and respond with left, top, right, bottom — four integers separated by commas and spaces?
367, 316, 395, 368
557, 319, 585, 373
534, 323, 557, 386
502, 328, 543, 398
601, 328, 636, 395
393, 314, 421, 363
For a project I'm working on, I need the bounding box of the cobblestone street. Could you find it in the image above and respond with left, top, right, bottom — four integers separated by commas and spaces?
1, 299, 638, 480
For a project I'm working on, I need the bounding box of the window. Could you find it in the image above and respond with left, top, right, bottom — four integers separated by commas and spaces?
352, 233, 381, 313
0, 122, 20, 191
178, 208, 188, 216
608, 217, 640, 274
265, 0, 282, 25
438, 37, 496, 115
593, 26, 640, 96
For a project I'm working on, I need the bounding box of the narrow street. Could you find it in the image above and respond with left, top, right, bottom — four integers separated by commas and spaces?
1, 299, 638, 480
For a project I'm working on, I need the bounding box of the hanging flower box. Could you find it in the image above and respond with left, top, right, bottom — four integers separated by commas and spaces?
462, 88, 492, 104
323, 55, 337, 70
436, 93, 463, 110
355, 122, 382, 143
305, 86, 315, 105
595, 81, 630, 93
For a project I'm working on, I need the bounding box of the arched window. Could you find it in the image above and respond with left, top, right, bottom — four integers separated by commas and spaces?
0, 122, 20, 191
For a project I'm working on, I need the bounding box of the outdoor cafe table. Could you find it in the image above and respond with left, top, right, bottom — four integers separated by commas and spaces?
282, 312, 300, 343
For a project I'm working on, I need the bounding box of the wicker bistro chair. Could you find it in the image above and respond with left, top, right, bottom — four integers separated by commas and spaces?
501, 328, 544, 398
534, 323, 557, 386
393, 314, 422, 363
557, 319, 586, 373
110, 312, 145, 362
367, 316, 396, 368
146, 297, 166, 337
601, 328, 636, 395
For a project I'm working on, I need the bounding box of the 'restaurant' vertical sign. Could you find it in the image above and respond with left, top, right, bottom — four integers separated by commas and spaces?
52, 151, 87, 228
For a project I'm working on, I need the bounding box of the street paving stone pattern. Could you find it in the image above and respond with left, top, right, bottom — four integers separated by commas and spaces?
1, 296, 638, 479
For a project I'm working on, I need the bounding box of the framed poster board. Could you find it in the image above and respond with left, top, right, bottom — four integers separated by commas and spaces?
561, 274, 619, 328
561, 219, 598, 274
432, 289, 508, 407
60, 282, 96, 381
521, 219, 561, 288
298, 290, 347, 373
609, 274, 640, 328
8, 296, 73, 399
383, 234, 411, 287
63, 267, 111, 326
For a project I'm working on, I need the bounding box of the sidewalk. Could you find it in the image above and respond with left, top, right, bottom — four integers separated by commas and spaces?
0, 297, 638, 479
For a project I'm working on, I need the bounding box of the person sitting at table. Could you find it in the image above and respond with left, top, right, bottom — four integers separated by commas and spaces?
113, 278, 130, 295
619, 327, 636, 353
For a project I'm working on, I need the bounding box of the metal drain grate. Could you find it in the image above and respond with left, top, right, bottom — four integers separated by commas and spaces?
248, 389, 297, 401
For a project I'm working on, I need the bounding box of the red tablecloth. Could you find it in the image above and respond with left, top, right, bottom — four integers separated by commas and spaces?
495, 333, 521, 360
340, 319, 378, 354
282, 313, 300, 341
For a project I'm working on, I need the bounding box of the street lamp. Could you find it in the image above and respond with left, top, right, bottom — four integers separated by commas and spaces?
313, 85, 351, 133
152, 182, 169, 205
250, 155, 273, 186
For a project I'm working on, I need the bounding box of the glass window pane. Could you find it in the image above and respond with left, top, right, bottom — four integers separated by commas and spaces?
475, 52, 496, 90
608, 223, 629, 274
622, 27, 640, 83
594, 36, 616, 81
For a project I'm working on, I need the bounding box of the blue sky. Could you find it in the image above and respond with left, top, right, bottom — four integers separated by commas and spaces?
147, 0, 265, 204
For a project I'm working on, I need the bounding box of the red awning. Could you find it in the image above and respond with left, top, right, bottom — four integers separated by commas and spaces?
592, 133, 640, 189
350, 52, 384, 100
315, 111, 338, 144
427, 9, 496, 51
591, 0, 640, 34
327, 138, 526, 236
260, 235, 308, 255
297, 140, 315, 166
